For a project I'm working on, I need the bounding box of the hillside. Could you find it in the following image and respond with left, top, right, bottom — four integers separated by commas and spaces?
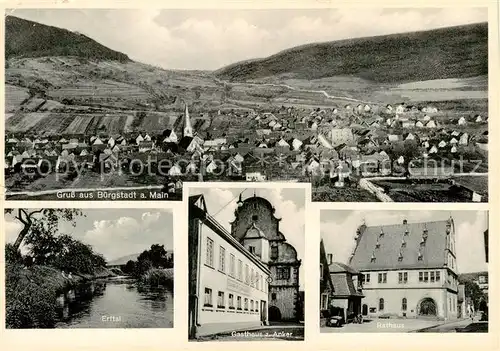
5, 16, 130, 62
107, 250, 173, 266
215, 22, 488, 83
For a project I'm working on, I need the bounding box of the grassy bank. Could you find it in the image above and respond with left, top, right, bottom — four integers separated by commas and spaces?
139, 268, 174, 289
5, 263, 115, 328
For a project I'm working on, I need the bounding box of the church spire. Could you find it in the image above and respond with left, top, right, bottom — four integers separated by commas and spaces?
183, 103, 193, 138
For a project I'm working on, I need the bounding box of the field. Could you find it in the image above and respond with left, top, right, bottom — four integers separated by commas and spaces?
5, 84, 29, 112
370, 178, 487, 202
312, 186, 380, 202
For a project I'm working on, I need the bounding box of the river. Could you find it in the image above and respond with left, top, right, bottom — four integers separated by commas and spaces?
55, 276, 173, 328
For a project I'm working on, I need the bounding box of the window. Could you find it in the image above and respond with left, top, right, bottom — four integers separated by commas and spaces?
271, 293, 277, 300
219, 246, 226, 272
321, 294, 328, 310
271, 246, 278, 259
244, 298, 248, 311
245, 264, 249, 284
251, 268, 255, 287
217, 291, 225, 308
228, 294, 234, 309
250, 300, 254, 311
424, 272, 429, 282
237, 296, 242, 310
402, 298, 407, 311
430, 271, 435, 282
206, 237, 214, 267
419, 272, 423, 282
378, 273, 387, 283
320, 264, 323, 280
379, 298, 385, 311
229, 254, 235, 277
204, 288, 212, 307
277, 267, 290, 280
249, 246, 256, 254
403, 272, 408, 283
252, 215, 258, 221
365, 273, 370, 283
238, 260, 243, 281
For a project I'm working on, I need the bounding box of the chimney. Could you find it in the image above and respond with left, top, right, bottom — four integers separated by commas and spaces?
327, 254, 333, 265
403, 219, 408, 225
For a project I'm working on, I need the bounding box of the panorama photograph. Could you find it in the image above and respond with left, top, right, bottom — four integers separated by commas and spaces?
320, 210, 488, 333
188, 186, 305, 341
5, 208, 174, 328
4, 8, 488, 201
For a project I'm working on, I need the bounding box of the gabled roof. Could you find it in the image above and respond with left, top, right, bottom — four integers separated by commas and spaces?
349, 219, 453, 271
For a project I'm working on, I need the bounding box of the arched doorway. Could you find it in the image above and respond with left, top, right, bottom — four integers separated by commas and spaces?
268, 306, 281, 322
418, 298, 437, 316
362, 304, 368, 316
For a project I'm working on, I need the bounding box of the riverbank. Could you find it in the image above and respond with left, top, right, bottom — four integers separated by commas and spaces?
139, 268, 174, 289
5, 263, 116, 328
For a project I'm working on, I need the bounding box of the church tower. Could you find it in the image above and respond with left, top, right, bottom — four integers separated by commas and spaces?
183, 103, 193, 138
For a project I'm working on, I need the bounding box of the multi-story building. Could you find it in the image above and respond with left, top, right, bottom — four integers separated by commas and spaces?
231, 193, 302, 322
320, 239, 335, 312
188, 194, 271, 339
349, 217, 459, 320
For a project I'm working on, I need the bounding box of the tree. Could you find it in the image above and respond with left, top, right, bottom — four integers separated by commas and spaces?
123, 260, 136, 274
5, 209, 84, 252
465, 281, 486, 310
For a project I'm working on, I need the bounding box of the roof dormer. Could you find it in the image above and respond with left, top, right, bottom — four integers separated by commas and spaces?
417, 251, 423, 261
370, 252, 376, 263
398, 251, 404, 262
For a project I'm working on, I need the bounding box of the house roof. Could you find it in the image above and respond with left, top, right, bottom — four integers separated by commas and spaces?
329, 262, 360, 274
349, 219, 453, 271
330, 272, 364, 298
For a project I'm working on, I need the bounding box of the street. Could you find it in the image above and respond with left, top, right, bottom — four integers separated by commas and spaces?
321, 317, 488, 333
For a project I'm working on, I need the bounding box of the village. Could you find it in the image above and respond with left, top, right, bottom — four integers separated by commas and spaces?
5, 99, 488, 202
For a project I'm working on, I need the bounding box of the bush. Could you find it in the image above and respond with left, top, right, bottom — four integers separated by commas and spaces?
140, 268, 174, 289
5, 264, 59, 328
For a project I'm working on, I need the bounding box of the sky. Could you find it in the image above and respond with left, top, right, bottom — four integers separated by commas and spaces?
10, 8, 488, 70
320, 210, 488, 274
190, 187, 305, 288
5, 209, 173, 261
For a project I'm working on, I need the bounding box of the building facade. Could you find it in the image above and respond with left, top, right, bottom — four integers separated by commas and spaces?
320, 239, 335, 312
328, 262, 364, 322
231, 194, 302, 322
188, 195, 271, 338
349, 218, 459, 320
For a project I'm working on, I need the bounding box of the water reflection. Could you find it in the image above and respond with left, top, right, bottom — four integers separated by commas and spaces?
56, 277, 173, 328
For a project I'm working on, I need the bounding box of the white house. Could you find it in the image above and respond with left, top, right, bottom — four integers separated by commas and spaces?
459, 133, 469, 146
168, 164, 182, 176
136, 134, 144, 144
415, 121, 424, 128
397, 156, 404, 165
405, 133, 416, 141
426, 120, 437, 128
364, 104, 371, 112
458, 117, 467, 126
429, 145, 438, 154
451, 146, 458, 153
438, 140, 447, 148
395, 104, 405, 114
292, 138, 303, 151
475, 115, 483, 123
